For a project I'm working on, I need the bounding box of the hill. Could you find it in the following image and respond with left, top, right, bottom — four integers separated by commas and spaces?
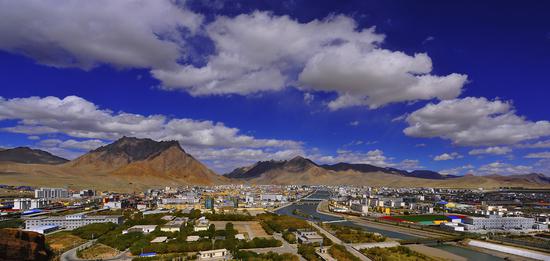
0, 147, 68, 164
0, 137, 228, 191
225, 156, 550, 187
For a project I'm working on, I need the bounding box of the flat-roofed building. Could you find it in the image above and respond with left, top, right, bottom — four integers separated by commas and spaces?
462, 215, 535, 231
198, 248, 230, 260
296, 229, 323, 244
25, 214, 123, 230
34, 188, 68, 199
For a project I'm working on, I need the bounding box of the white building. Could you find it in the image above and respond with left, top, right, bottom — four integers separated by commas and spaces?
462, 215, 535, 231
198, 249, 230, 260
34, 188, 68, 199
123, 225, 157, 234
13, 198, 50, 210
25, 214, 123, 230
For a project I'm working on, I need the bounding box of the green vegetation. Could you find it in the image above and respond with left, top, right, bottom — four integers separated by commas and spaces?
292, 209, 313, 219
71, 222, 117, 239
298, 244, 320, 261
283, 231, 297, 244
328, 244, 359, 261
206, 213, 254, 221
98, 231, 144, 251
361, 246, 441, 261
238, 237, 282, 249
235, 250, 300, 261
326, 224, 385, 243
257, 213, 309, 233
0, 218, 23, 229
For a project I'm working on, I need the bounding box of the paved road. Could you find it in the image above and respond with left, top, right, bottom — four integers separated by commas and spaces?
308, 221, 372, 261
60, 240, 132, 261
60, 240, 96, 261
246, 233, 306, 261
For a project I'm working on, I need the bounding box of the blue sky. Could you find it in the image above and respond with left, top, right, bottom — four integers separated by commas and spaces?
0, 0, 549, 174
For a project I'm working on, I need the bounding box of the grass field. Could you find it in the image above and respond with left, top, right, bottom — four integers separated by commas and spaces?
46, 231, 86, 253
210, 221, 271, 239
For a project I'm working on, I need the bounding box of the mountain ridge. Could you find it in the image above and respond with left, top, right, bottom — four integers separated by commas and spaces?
0, 147, 68, 165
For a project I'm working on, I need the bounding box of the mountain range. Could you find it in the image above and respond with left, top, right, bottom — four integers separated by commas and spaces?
0, 137, 548, 191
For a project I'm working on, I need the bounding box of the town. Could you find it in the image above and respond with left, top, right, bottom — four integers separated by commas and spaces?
1, 184, 549, 260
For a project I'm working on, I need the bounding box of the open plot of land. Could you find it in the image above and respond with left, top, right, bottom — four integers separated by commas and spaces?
383, 215, 448, 223
78, 243, 120, 259
210, 221, 271, 239
46, 231, 86, 253
406, 244, 466, 261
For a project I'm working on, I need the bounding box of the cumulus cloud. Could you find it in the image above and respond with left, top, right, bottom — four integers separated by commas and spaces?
433, 152, 462, 161
0, 95, 305, 171
349, 121, 360, 126
439, 164, 474, 175
0, 3, 467, 109
404, 97, 550, 146
469, 146, 512, 155
0, 96, 301, 149
0, 0, 202, 70
525, 152, 550, 159
38, 139, 107, 151
477, 162, 533, 176
518, 140, 550, 149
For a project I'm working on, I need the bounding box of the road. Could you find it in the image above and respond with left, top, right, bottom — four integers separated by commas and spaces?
60, 240, 132, 261
60, 240, 96, 261
308, 221, 372, 261
246, 233, 306, 261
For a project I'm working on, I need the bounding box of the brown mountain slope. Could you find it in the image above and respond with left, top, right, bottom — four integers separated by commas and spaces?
0, 147, 68, 164
0, 137, 229, 190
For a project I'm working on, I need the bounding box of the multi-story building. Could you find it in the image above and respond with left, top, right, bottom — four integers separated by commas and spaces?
25, 213, 123, 230
295, 229, 324, 244
13, 198, 50, 210
462, 215, 535, 231
34, 187, 68, 199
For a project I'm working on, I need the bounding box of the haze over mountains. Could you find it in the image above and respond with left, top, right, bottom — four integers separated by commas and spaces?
0, 137, 548, 191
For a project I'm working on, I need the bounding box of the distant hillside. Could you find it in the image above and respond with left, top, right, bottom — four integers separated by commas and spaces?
0, 147, 68, 164
225, 156, 549, 187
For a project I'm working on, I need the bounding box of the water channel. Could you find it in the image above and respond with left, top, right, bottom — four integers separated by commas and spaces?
275, 190, 504, 261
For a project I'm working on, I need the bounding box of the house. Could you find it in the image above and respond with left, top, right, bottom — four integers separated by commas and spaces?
161, 217, 187, 232
123, 225, 157, 234
194, 216, 210, 232
186, 235, 200, 242
295, 229, 323, 244
151, 236, 168, 243
198, 248, 230, 260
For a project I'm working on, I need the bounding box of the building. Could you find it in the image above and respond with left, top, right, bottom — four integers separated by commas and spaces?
13, 198, 50, 210
161, 217, 187, 232
26, 225, 59, 234
25, 214, 123, 230
34, 188, 68, 199
295, 229, 324, 244
194, 216, 210, 232
205, 197, 214, 209
462, 215, 535, 231
123, 225, 158, 234
198, 248, 230, 260
260, 194, 286, 202
351, 203, 369, 215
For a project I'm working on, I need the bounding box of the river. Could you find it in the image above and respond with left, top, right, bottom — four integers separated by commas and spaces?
275, 190, 505, 261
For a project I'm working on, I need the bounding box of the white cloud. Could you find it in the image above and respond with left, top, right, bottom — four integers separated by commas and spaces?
0, 0, 202, 70
314, 149, 393, 167
300, 46, 468, 110
518, 140, 550, 149
525, 151, 550, 159
439, 164, 474, 175
38, 139, 107, 151
0, 96, 301, 150
349, 121, 360, 126
477, 162, 533, 176
0, 3, 467, 109
303, 93, 314, 104
433, 152, 462, 161
404, 97, 550, 146
27, 135, 40, 140
469, 146, 512, 155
